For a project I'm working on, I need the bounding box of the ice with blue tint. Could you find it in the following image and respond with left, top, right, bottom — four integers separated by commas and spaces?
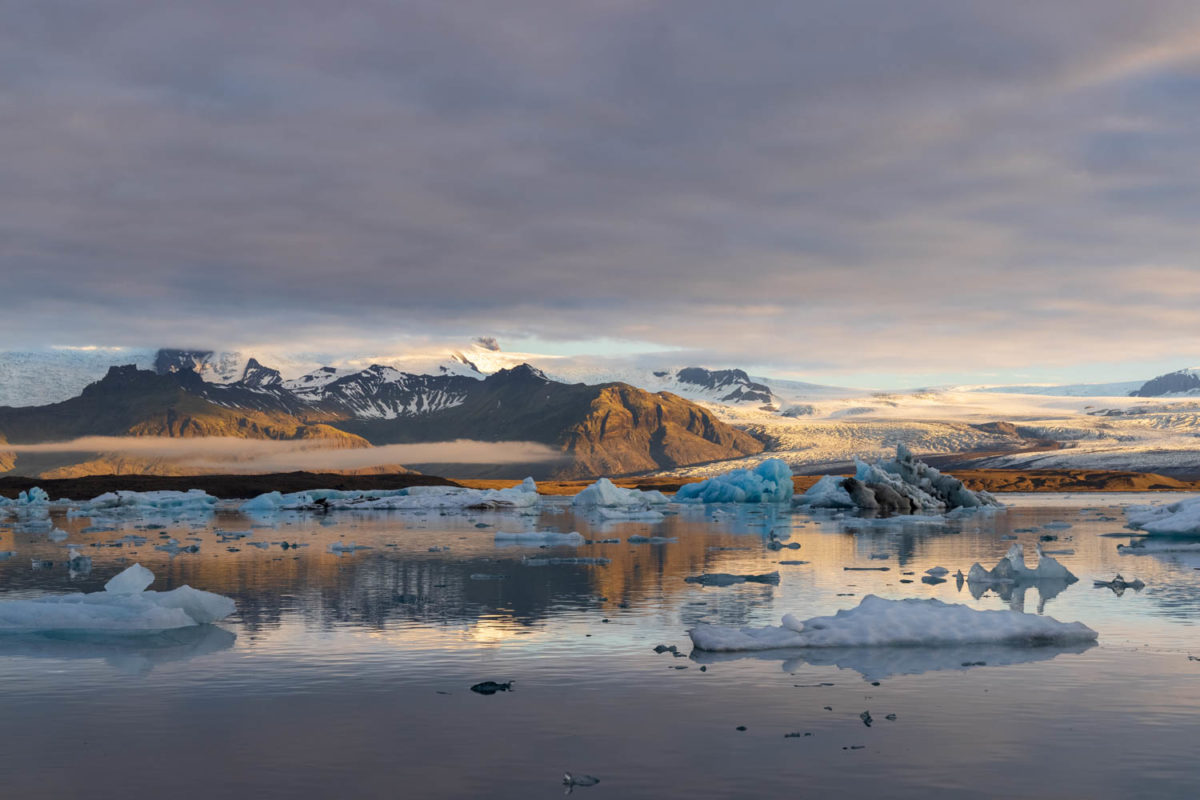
674, 459, 794, 504
797, 474, 856, 508
572, 478, 669, 509
689, 594, 1097, 652
69, 490, 218, 519
241, 479, 541, 513
0, 564, 236, 633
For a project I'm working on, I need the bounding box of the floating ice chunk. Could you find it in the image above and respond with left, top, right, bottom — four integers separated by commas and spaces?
105, 563, 155, 594
688, 595, 1097, 652
74, 490, 217, 517
1118, 539, 1200, 554
685, 571, 780, 587
595, 507, 664, 521
241, 480, 541, 513
572, 478, 669, 509
0, 564, 234, 632
799, 445, 999, 515
966, 543, 1077, 584
675, 459, 794, 504
627, 535, 677, 544
797, 475, 856, 508
523, 557, 610, 566
1125, 497, 1200, 537
327, 542, 371, 554
925, 567, 949, 577
494, 530, 584, 546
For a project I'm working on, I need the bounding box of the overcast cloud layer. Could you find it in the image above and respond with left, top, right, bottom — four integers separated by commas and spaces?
5, 1, 1200, 383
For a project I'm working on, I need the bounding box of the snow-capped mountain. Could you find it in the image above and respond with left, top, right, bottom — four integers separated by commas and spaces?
1129, 368, 1200, 397
294, 365, 476, 419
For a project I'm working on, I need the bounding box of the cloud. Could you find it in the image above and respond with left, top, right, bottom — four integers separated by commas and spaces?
5, 1, 1200, 381
4, 437, 562, 473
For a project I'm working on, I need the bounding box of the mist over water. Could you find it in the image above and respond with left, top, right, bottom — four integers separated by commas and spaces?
1, 496, 1199, 798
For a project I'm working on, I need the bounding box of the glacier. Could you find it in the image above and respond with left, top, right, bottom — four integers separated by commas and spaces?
673, 459, 793, 504
0, 564, 236, 633
688, 594, 1096, 652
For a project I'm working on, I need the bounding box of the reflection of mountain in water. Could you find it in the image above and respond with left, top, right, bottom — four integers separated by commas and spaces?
691, 640, 1095, 682
0, 625, 235, 675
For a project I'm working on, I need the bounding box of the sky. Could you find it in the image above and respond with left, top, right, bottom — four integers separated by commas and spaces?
5, 1, 1200, 388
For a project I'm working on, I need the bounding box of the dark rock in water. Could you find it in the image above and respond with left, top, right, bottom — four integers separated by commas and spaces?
735, 725, 747, 731
961, 661, 987, 667
1039, 534, 1058, 542
860, 711, 873, 727
470, 680, 513, 695
885, 714, 897, 721
653, 644, 679, 655
563, 772, 600, 790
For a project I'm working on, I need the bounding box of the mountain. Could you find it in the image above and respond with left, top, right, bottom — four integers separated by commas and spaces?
0, 363, 763, 479
154, 349, 246, 384
1129, 368, 1200, 398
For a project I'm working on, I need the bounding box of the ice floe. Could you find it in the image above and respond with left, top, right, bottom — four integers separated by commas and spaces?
1118, 539, 1200, 554
688, 594, 1096, 652
966, 543, 1077, 584
1124, 497, 1200, 537
0, 564, 235, 633
68, 490, 218, 518
572, 478, 669, 509
494, 530, 585, 546
241, 479, 541, 513
674, 459, 794, 504
684, 571, 780, 587
798, 445, 999, 514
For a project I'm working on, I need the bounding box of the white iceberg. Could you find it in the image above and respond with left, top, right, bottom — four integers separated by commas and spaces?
69, 489, 218, 519
572, 478, 669, 509
674, 459, 794, 504
1124, 497, 1200, 537
966, 543, 1077, 584
798, 445, 999, 514
688, 594, 1096, 652
0, 564, 235, 633
240, 479, 541, 513
494, 530, 585, 546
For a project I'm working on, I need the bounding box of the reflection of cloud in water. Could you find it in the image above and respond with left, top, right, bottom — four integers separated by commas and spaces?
966, 578, 1074, 614
691, 641, 1095, 682
0, 625, 236, 675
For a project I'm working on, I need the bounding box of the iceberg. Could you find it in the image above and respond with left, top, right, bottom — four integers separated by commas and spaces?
688, 595, 1096, 652
240, 479, 540, 513
572, 478, 669, 509
1118, 539, 1200, 554
0, 564, 235, 633
494, 530, 584, 546
1124, 497, 1200, 537
690, 640, 1095, 681
70, 489, 218, 518
684, 571, 780, 587
798, 445, 999, 514
674, 459, 794, 504
966, 543, 1077, 584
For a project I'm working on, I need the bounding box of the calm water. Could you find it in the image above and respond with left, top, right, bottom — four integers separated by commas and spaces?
2, 494, 1199, 799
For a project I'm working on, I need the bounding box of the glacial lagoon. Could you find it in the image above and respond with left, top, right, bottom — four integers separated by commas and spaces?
1, 495, 1199, 798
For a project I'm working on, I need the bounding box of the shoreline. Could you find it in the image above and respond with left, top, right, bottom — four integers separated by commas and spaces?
4, 466, 1200, 501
